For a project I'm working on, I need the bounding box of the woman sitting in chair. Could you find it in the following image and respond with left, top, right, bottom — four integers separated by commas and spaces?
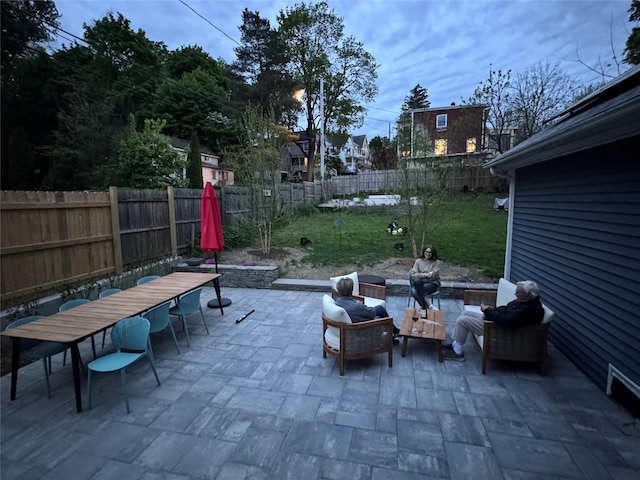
409, 245, 442, 309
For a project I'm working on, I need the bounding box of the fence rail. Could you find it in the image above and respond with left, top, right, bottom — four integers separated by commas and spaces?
1, 165, 505, 307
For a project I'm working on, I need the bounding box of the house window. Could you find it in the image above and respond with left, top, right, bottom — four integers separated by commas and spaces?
466, 138, 477, 153
436, 114, 447, 129
435, 139, 447, 155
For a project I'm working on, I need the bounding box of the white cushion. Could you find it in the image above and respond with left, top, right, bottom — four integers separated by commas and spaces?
322, 294, 351, 323
322, 294, 350, 351
541, 304, 554, 324
464, 305, 483, 315
364, 297, 386, 309
496, 278, 517, 306
330, 272, 359, 296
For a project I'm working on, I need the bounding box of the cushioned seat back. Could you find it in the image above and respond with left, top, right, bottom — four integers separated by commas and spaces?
496, 278, 517, 306
541, 304, 554, 324
329, 272, 359, 296
322, 294, 351, 351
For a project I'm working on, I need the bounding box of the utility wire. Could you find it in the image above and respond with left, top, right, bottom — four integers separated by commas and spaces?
178, 0, 241, 47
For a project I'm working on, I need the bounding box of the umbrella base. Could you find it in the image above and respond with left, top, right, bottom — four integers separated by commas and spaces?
208, 298, 232, 308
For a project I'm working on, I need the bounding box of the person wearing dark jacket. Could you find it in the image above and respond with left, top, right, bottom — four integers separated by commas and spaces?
443, 280, 544, 361
334, 277, 400, 341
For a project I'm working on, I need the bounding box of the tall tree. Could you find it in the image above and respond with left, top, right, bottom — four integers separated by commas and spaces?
510, 61, 577, 143
395, 84, 431, 158
187, 132, 203, 189
624, 0, 640, 64
463, 69, 514, 154
369, 135, 397, 170
278, 1, 378, 181
0, 0, 59, 72
233, 9, 300, 125
404, 84, 430, 110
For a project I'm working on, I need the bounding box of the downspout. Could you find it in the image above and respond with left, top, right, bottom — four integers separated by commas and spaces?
490, 167, 515, 280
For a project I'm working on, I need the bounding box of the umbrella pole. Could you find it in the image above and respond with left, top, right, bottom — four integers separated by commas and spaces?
207, 251, 232, 310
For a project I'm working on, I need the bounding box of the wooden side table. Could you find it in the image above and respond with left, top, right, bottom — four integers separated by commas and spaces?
399, 307, 446, 362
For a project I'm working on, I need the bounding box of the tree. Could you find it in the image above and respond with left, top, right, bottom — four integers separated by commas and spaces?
233, 9, 300, 125
113, 115, 185, 189
369, 136, 397, 170
187, 132, 203, 189
0, 0, 59, 72
463, 69, 514, 154
277, 1, 378, 181
510, 61, 577, 143
227, 107, 295, 253
624, 0, 640, 64
404, 84, 430, 110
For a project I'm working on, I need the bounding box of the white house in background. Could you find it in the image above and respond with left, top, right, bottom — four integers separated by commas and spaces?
170, 137, 234, 186
327, 134, 371, 174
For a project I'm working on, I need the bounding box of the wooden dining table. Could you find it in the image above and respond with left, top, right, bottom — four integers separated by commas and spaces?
2, 272, 221, 413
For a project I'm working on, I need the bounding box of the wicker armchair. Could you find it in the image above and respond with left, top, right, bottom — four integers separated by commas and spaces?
322, 295, 393, 376
464, 283, 554, 376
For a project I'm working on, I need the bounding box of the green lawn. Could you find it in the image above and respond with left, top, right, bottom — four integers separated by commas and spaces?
268, 194, 507, 281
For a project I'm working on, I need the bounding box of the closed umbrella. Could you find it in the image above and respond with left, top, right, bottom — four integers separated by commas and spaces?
200, 182, 232, 310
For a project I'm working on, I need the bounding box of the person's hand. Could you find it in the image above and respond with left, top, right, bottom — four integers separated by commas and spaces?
480, 303, 490, 312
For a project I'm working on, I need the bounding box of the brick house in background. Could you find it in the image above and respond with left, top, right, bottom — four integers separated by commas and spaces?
410, 104, 488, 157
170, 137, 234, 186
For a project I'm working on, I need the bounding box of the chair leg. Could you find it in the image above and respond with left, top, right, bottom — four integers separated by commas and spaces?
179, 315, 191, 347
42, 358, 52, 398
90, 336, 97, 360
147, 338, 155, 362
87, 370, 93, 410
198, 307, 209, 335
147, 354, 161, 386
120, 368, 130, 414
101, 329, 107, 348
167, 321, 182, 354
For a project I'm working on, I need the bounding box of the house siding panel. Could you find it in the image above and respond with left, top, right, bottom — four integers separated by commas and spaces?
508, 138, 640, 391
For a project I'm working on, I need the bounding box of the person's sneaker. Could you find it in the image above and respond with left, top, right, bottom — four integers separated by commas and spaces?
443, 349, 465, 361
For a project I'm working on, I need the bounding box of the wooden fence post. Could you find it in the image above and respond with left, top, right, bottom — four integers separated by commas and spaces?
167, 186, 178, 257
109, 186, 123, 274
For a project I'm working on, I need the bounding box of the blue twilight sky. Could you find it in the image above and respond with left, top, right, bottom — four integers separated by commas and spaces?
52, 0, 633, 138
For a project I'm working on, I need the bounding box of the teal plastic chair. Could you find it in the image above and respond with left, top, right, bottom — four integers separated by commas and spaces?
137, 275, 160, 285
87, 316, 161, 414
169, 288, 209, 347
5, 316, 70, 398
144, 301, 180, 356
59, 298, 96, 362
407, 276, 441, 309
99, 288, 122, 347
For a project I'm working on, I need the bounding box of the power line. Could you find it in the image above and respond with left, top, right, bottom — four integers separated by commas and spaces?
178, 0, 241, 47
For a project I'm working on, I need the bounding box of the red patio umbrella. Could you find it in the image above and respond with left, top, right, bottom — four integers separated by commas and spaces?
200, 181, 224, 257
200, 181, 231, 309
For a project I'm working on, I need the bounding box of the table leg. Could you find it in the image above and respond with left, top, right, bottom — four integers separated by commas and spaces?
70, 343, 83, 413
401, 337, 408, 357
10, 337, 21, 400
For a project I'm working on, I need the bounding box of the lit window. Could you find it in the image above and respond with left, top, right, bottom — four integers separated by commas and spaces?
436, 114, 447, 129
466, 138, 477, 153
435, 139, 447, 155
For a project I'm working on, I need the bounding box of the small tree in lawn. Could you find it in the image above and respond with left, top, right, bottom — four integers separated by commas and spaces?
187, 132, 203, 189
227, 106, 294, 253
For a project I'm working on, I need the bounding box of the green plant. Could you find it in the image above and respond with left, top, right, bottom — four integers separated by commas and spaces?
223, 225, 255, 250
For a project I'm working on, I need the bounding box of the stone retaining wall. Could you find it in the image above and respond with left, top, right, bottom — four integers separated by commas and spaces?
175, 263, 279, 289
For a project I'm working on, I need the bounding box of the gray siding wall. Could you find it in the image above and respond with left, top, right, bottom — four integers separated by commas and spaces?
509, 136, 640, 390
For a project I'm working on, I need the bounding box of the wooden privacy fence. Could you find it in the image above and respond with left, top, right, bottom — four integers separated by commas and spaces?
0, 187, 204, 306
1, 165, 504, 306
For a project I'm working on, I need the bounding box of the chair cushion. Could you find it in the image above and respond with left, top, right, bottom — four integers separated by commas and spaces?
330, 272, 359, 296
322, 294, 351, 323
364, 297, 386, 309
541, 304, 554, 324
322, 294, 350, 351
496, 278, 517, 306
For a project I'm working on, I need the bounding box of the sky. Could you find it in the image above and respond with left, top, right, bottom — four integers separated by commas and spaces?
52, 0, 633, 138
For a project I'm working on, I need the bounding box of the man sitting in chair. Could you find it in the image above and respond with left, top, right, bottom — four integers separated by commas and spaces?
334, 277, 401, 342
443, 280, 544, 362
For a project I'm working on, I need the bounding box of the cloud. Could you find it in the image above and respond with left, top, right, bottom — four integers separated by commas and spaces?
54, 0, 632, 136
